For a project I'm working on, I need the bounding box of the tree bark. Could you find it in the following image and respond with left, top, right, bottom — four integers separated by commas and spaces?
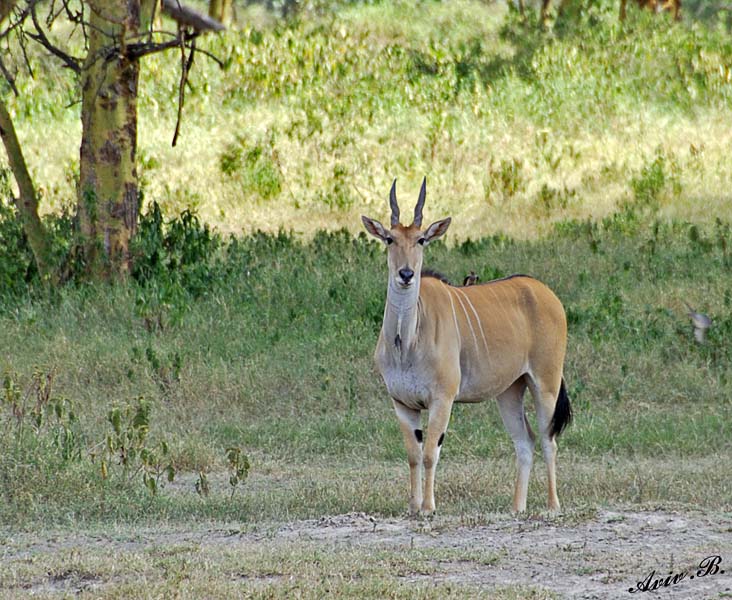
78, 0, 141, 279
0, 0, 16, 23
141, 0, 161, 32
0, 97, 55, 283
0, 0, 57, 282
208, 0, 231, 26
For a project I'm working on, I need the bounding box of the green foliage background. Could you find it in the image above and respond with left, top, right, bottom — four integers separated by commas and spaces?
0, 1, 731, 526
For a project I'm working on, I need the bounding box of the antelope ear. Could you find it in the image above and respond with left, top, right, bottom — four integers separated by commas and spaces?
361, 216, 390, 243
423, 217, 451, 244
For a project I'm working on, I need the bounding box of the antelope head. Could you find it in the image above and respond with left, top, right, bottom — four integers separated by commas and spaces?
361, 178, 451, 292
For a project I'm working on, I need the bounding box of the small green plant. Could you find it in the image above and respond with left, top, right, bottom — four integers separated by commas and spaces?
628, 149, 682, 213
0, 181, 40, 298
0, 369, 89, 523
318, 163, 354, 210
688, 224, 714, 254
219, 134, 282, 201
195, 471, 210, 497
226, 446, 250, 499
101, 397, 175, 496
1, 368, 83, 462
484, 157, 526, 204
129, 345, 183, 395
534, 183, 576, 214
219, 143, 243, 176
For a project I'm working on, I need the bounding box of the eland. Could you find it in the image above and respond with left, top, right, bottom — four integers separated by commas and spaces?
361, 179, 572, 515
539, 0, 681, 25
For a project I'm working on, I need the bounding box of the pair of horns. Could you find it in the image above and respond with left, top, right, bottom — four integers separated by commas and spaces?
390, 177, 426, 228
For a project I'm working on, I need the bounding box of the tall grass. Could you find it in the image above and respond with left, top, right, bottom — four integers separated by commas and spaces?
1, 201, 730, 525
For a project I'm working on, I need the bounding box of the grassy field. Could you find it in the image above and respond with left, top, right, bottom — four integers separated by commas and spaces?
2, 214, 731, 597
2, 1, 732, 597
2, 212, 731, 523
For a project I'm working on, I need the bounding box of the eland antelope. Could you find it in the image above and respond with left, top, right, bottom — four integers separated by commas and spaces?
620, 0, 681, 20
361, 179, 572, 515
540, 0, 681, 25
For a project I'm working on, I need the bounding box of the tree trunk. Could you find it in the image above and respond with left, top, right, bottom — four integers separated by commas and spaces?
0, 97, 55, 283
78, 1, 141, 279
0, 0, 16, 23
0, 0, 56, 282
141, 0, 162, 33
209, 0, 231, 26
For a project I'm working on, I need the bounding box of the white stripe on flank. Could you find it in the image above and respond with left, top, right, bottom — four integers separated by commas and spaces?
455, 287, 490, 356
446, 285, 460, 339
451, 287, 479, 352
487, 283, 513, 328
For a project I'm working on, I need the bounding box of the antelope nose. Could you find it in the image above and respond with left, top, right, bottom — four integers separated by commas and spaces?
398, 268, 414, 283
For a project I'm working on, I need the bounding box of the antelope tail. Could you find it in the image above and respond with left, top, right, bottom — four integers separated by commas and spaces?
549, 379, 572, 438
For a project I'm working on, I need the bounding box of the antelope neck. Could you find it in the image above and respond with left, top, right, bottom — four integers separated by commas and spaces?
384, 278, 421, 353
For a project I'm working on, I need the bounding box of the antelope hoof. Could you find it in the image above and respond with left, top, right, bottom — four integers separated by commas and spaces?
420, 500, 436, 516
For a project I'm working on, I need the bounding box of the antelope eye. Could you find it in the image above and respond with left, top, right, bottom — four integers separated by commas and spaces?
417, 238, 426, 246
385, 237, 394, 245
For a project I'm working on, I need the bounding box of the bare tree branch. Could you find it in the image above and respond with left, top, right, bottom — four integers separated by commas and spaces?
125, 31, 197, 61
28, 3, 81, 72
147, 0, 158, 43
185, 42, 223, 68
0, 54, 18, 94
45, 0, 65, 28
0, 0, 37, 42
126, 34, 222, 66
172, 33, 193, 147
17, 22, 34, 78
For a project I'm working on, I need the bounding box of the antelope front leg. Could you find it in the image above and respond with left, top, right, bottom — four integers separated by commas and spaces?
392, 400, 423, 515
422, 397, 454, 515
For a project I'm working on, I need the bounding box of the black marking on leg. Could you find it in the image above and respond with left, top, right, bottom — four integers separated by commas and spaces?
414, 429, 423, 443
395, 334, 401, 350
438, 432, 445, 446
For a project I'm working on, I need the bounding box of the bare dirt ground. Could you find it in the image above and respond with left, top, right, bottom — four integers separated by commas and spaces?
279, 508, 732, 598
2, 507, 731, 598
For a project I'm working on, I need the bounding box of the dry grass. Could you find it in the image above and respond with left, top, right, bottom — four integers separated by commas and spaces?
1, 457, 730, 599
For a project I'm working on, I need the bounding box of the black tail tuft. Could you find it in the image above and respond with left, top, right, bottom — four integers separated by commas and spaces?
550, 379, 572, 438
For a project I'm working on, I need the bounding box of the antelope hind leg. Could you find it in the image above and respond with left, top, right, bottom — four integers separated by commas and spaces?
528, 378, 563, 512
496, 378, 534, 513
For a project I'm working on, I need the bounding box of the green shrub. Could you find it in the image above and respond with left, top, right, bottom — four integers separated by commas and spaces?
219, 135, 283, 200
628, 149, 682, 212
